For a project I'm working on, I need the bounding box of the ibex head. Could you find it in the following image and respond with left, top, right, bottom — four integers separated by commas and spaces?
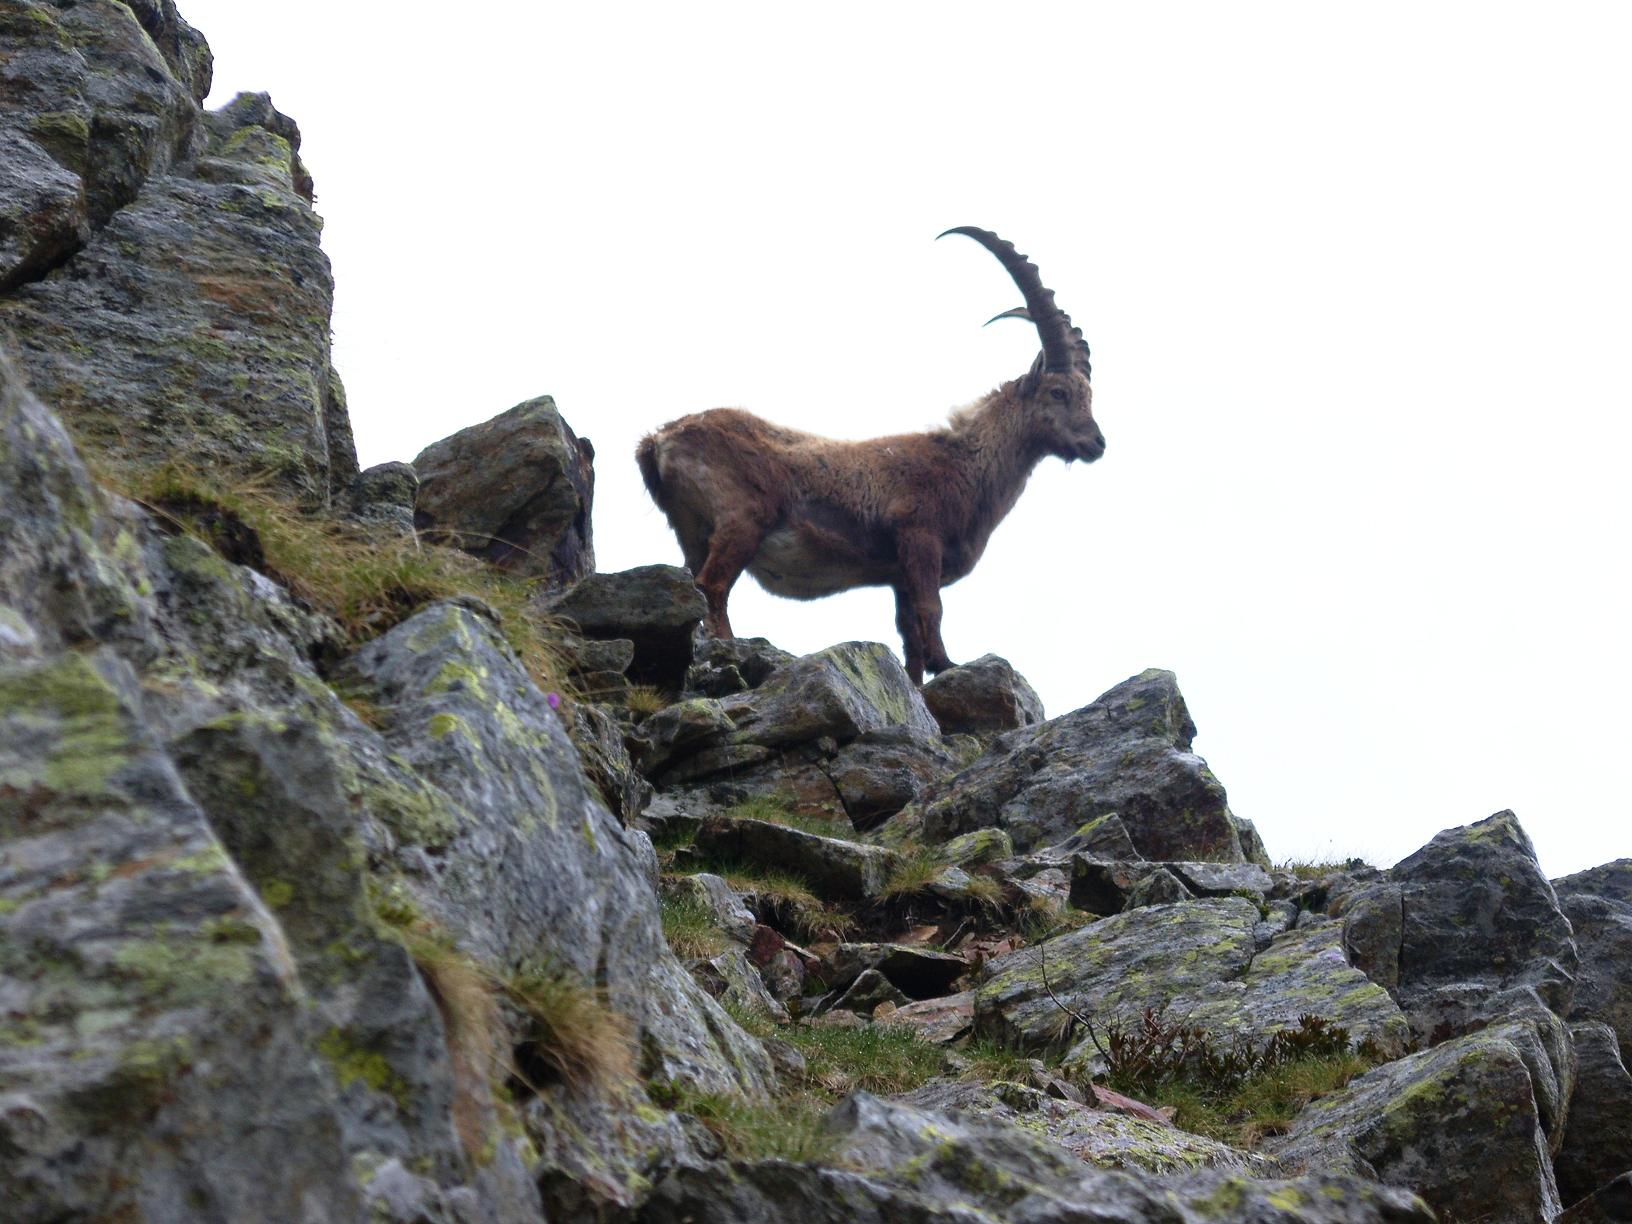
942, 226, 1105, 464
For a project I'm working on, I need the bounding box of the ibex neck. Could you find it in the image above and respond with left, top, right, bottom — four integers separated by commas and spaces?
950, 385, 1048, 532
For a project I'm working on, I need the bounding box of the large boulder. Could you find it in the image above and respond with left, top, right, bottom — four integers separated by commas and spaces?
2, 72, 355, 503
882, 668, 1268, 860
718, 641, 942, 750
1271, 1017, 1571, 1224
413, 396, 595, 586
640, 1092, 1434, 1223
921, 653, 1044, 735
1338, 811, 1578, 1047
693, 814, 902, 904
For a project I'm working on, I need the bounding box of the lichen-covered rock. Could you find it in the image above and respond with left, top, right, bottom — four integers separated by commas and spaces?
640, 1092, 1435, 1223
975, 898, 1261, 1062
412, 396, 594, 585
547, 564, 704, 689
1178, 924, 1413, 1059
898, 1080, 1271, 1176
348, 460, 419, 536
1555, 1022, 1632, 1209
1271, 1017, 1569, 1224
1555, 861, 1632, 1059
883, 669, 1268, 860
921, 653, 1045, 735
720, 640, 942, 749
2, 79, 355, 503
1341, 811, 1578, 1047
0, 653, 365, 1222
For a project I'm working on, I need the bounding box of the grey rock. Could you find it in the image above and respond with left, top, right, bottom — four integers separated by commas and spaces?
636, 696, 736, 775
348, 461, 419, 535
1556, 1022, 1632, 1208
666, 872, 759, 943
548, 564, 704, 689
821, 968, 911, 1015
413, 395, 594, 585
939, 828, 1016, 869
1343, 811, 1578, 1047
2, 83, 355, 504
692, 948, 791, 1025
1169, 860, 1274, 898
1556, 862, 1632, 1060
1124, 866, 1193, 909
883, 669, 1265, 860
898, 1079, 1271, 1176
641, 1091, 1434, 1223
827, 727, 958, 831
921, 653, 1045, 735
974, 898, 1261, 1062
720, 640, 941, 749
1271, 1017, 1569, 1224
685, 635, 792, 696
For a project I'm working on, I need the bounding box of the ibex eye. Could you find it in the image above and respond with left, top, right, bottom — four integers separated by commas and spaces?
1048, 388, 1067, 402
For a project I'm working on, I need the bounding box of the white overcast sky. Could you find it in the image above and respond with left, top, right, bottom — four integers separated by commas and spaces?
179, 1, 1631, 877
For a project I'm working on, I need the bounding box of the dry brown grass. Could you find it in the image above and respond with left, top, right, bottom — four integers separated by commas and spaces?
98, 460, 575, 697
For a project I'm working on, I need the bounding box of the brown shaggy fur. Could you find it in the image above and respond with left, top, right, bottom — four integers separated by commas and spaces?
638, 361, 1104, 683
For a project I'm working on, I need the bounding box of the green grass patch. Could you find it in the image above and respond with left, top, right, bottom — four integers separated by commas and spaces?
694, 859, 854, 939
722, 795, 853, 839
1127, 1050, 1374, 1147
660, 894, 729, 960
878, 847, 947, 900
650, 1082, 836, 1162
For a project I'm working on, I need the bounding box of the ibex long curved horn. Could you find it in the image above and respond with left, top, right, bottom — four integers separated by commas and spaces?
939, 227, 1091, 378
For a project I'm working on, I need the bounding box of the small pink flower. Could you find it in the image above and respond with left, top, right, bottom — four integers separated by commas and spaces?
546, 692, 561, 710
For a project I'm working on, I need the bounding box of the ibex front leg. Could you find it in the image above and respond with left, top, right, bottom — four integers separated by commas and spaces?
695, 517, 768, 639
893, 529, 955, 685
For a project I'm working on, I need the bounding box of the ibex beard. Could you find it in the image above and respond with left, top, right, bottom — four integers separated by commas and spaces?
637, 227, 1104, 686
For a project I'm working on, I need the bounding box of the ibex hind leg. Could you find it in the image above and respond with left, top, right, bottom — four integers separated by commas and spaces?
695, 519, 768, 640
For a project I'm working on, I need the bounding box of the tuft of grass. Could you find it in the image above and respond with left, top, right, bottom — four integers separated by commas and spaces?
402, 928, 503, 1156
1127, 1051, 1374, 1147
958, 1037, 1043, 1085
879, 847, 948, 901
102, 462, 575, 697
705, 860, 854, 939
506, 965, 636, 1094
660, 894, 729, 960
1093, 1009, 1387, 1148
1275, 853, 1375, 881
624, 685, 674, 717
650, 1082, 835, 1162
781, 1020, 946, 1097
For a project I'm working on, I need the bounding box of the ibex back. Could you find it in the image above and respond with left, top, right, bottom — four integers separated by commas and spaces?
636, 227, 1103, 685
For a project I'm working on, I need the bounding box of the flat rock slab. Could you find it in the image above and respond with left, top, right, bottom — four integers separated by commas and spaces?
548, 564, 706, 689
880, 992, 975, 1044
1270, 1018, 1567, 1224
975, 898, 1262, 1060
413, 395, 595, 586
884, 668, 1267, 861
641, 1091, 1435, 1223
693, 816, 901, 903
899, 1080, 1271, 1177
921, 653, 1045, 735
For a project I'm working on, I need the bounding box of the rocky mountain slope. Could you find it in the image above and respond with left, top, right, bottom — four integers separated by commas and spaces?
3, 5, 1629, 1221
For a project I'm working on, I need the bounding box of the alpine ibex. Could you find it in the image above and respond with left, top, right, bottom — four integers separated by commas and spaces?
636, 227, 1103, 684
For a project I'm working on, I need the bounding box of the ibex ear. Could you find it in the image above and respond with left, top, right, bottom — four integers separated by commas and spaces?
1019, 350, 1047, 398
